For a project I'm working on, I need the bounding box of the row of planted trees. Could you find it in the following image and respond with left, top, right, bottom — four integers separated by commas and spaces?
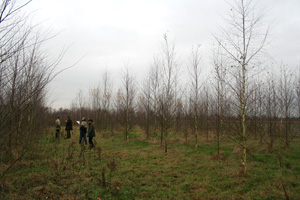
55, 51, 300, 171
53, 0, 300, 175
58, 53, 300, 172
60, 47, 300, 148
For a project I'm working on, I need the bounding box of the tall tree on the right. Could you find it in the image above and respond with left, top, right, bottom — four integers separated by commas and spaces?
214, 0, 271, 175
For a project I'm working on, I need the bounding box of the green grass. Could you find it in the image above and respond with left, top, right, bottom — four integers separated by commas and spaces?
0, 129, 299, 199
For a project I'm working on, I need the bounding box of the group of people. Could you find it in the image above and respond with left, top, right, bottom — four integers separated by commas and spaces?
55, 116, 95, 148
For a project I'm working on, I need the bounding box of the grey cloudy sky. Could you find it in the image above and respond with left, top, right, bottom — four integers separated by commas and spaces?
27, 0, 300, 109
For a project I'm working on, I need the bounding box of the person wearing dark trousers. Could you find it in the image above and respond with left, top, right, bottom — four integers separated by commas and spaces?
79, 117, 87, 145
88, 119, 95, 148
65, 116, 73, 139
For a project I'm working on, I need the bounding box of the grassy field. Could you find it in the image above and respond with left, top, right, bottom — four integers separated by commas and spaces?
0, 128, 299, 199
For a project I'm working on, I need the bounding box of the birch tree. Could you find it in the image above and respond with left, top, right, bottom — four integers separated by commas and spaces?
214, 0, 270, 174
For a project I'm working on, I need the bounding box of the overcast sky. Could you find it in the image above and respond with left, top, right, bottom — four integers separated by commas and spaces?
27, 0, 300, 109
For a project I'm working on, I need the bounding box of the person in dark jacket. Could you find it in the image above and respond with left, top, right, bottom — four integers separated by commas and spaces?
79, 117, 88, 145
65, 116, 73, 139
88, 119, 95, 148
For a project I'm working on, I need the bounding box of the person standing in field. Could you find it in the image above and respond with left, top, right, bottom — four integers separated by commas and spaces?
65, 116, 73, 139
79, 117, 87, 145
88, 119, 95, 148
55, 116, 61, 138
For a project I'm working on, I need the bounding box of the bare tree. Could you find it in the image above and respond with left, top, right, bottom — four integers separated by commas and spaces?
140, 70, 153, 139
181, 91, 191, 144
149, 58, 161, 139
213, 0, 270, 174
89, 86, 101, 119
248, 78, 265, 143
212, 46, 228, 155
158, 34, 178, 153
188, 45, 203, 150
264, 74, 278, 153
203, 86, 211, 142
278, 65, 295, 148
75, 89, 86, 119
120, 65, 136, 142
101, 69, 113, 136
115, 89, 123, 133
70, 99, 79, 121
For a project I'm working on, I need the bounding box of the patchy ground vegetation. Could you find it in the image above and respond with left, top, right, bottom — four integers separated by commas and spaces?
0, 128, 299, 199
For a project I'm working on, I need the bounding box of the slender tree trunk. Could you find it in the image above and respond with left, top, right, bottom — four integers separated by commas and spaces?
126, 105, 129, 142
160, 115, 164, 146
241, 71, 247, 174
194, 104, 198, 150
164, 117, 168, 153
284, 113, 289, 148
241, 11, 247, 175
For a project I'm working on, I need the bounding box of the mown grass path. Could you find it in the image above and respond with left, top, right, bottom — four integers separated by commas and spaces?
1, 129, 300, 199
